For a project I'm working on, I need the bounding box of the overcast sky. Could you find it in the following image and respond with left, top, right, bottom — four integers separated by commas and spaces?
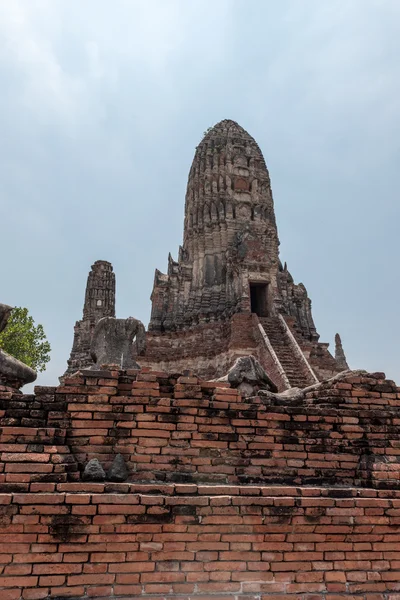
1, 0, 399, 389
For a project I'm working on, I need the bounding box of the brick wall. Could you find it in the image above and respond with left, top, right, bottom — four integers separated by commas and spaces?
2, 368, 400, 598
53, 370, 400, 488
0, 386, 77, 492
2, 370, 400, 490
142, 314, 284, 384
2, 485, 400, 599
143, 311, 341, 386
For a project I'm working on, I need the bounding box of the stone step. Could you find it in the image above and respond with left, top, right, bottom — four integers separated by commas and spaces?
259, 317, 313, 389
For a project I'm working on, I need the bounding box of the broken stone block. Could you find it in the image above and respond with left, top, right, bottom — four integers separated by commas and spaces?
219, 355, 278, 396
82, 458, 106, 481
107, 453, 129, 482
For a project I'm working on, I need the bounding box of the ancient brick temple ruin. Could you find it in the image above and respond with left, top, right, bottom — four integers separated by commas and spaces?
1, 120, 400, 600
63, 120, 344, 390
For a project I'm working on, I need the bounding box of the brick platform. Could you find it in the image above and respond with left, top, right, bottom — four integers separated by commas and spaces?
1, 485, 400, 599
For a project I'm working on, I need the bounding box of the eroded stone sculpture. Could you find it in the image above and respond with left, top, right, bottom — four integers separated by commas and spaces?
82, 458, 106, 481
0, 303, 36, 390
107, 453, 129, 482
219, 355, 278, 397
90, 316, 145, 370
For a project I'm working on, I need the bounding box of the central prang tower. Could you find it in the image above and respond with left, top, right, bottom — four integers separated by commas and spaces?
144, 120, 343, 388
150, 119, 282, 332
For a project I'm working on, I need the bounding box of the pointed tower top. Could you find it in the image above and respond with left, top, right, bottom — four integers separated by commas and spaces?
192, 119, 266, 171
83, 260, 116, 322
184, 118, 273, 238
203, 119, 251, 137
335, 333, 349, 371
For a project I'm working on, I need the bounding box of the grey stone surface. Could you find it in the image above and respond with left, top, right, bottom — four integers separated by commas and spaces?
0, 303, 12, 334
219, 355, 278, 396
82, 458, 106, 481
107, 453, 129, 482
0, 350, 37, 388
90, 317, 145, 370
335, 333, 349, 370
0, 302, 37, 389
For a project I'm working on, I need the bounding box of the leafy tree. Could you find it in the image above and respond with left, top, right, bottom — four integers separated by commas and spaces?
0, 307, 51, 372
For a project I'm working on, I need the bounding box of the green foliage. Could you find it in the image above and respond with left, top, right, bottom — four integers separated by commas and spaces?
196, 126, 214, 150
0, 307, 51, 373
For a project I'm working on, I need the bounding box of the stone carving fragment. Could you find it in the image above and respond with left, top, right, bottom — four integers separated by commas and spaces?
90, 317, 145, 370
82, 458, 106, 481
219, 355, 278, 396
107, 453, 129, 482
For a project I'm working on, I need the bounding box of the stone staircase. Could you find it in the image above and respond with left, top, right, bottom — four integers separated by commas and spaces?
259, 317, 315, 389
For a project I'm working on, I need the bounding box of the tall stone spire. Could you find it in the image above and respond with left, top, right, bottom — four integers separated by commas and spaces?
62, 261, 115, 379
183, 119, 278, 262
149, 119, 280, 331
143, 119, 344, 384
335, 333, 349, 370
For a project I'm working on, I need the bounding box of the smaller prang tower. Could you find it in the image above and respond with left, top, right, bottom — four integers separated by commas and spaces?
62, 261, 115, 379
